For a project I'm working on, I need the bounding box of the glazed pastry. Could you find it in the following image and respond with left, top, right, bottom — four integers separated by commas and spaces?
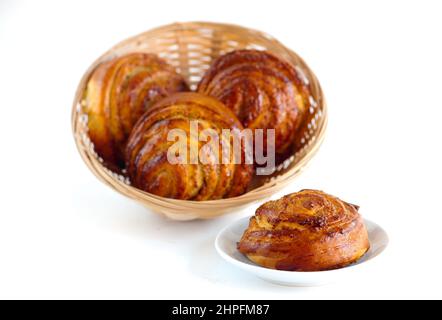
197, 50, 311, 156
238, 190, 370, 271
125, 92, 254, 200
84, 53, 188, 169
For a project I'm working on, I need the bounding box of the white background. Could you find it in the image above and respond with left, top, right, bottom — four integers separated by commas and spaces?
1, 0, 441, 299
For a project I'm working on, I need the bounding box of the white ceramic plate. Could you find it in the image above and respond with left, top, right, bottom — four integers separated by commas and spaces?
215, 216, 389, 287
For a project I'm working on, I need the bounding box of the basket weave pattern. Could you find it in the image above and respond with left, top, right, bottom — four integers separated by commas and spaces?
72, 22, 327, 220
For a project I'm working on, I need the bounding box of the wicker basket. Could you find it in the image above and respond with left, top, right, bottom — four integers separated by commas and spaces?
71, 22, 327, 220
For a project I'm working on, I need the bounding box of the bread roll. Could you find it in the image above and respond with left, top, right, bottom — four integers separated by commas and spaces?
125, 92, 254, 200
198, 49, 310, 156
238, 189, 370, 271
84, 53, 188, 169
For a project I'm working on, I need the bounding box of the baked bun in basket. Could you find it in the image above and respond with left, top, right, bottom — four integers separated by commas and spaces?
125, 92, 254, 200
83, 53, 188, 169
198, 49, 311, 157
238, 189, 370, 271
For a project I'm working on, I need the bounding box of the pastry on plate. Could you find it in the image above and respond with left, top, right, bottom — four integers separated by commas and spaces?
237, 189, 370, 271
197, 49, 311, 157
83, 53, 188, 169
125, 92, 254, 200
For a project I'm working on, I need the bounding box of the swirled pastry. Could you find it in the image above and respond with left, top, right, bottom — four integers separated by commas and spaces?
84, 53, 188, 169
125, 92, 254, 200
197, 50, 311, 156
238, 190, 370, 271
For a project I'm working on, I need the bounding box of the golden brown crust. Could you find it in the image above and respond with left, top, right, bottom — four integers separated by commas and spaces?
125, 92, 254, 200
237, 190, 370, 271
197, 50, 311, 156
84, 53, 188, 169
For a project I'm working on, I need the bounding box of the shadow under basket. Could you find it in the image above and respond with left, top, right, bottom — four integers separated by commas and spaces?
71, 21, 328, 221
